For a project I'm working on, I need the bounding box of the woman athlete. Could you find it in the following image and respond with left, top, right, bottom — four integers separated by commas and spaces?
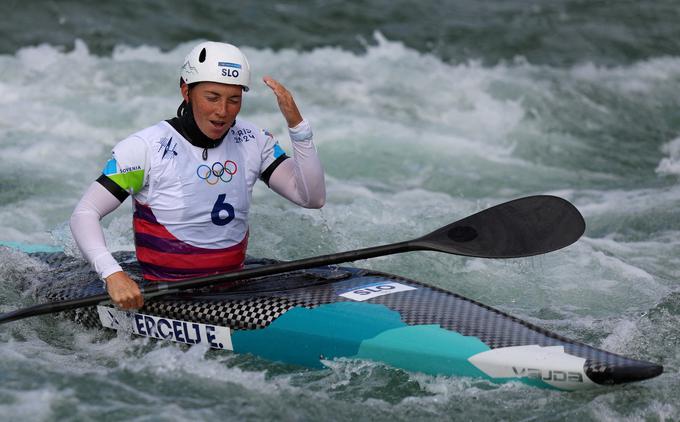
70, 41, 325, 310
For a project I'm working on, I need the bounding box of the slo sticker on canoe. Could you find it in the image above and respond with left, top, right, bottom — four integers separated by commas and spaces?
339, 281, 416, 301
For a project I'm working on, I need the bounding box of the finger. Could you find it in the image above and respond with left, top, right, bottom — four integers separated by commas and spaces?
122, 293, 139, 310
135, 294, 144, 309
128, 287, 142, 309
263, 76, 288, 97
113, 290, 136, 310
120, 299, 136, 311
262, 76, 302, 127
263, 76, 278, 90
117, 298, 128, 309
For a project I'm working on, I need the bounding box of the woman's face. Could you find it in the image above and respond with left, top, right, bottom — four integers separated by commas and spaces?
182, 82, 243, 140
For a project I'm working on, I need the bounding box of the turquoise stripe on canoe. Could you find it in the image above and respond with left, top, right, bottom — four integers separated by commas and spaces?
0, 242, 62, 253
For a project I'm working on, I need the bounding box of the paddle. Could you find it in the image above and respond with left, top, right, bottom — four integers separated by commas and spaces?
0, 195, 585, 325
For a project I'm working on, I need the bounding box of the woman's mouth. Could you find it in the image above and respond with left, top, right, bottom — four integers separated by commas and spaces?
210, 120, 226, 130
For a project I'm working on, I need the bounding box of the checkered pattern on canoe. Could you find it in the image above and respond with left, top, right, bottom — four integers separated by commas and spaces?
38, 254, 325, 331
45, 292, 304, 331
139, 296, 301, 329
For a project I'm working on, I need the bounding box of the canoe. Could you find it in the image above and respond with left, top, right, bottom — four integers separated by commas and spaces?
30, 250, 662, 391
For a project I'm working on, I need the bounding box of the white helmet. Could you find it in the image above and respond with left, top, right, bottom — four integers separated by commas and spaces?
180, 41, 251, 91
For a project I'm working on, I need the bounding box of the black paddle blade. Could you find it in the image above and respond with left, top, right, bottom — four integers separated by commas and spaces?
412, 195, 585, 258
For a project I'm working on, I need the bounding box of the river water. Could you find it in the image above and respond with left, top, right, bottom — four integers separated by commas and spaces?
0, 1, 679, 420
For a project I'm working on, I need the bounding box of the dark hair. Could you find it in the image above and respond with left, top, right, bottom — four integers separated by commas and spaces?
177, 79, 197, 118
179, 77, 199, 90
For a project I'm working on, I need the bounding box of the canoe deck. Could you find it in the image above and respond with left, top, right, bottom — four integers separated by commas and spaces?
31, 251, 662, 390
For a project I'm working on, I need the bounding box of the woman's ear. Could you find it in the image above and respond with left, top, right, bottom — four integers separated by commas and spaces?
181, 83, 190, 103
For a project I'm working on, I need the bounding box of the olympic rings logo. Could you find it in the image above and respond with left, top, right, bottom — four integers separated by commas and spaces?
196, 160, 238, 185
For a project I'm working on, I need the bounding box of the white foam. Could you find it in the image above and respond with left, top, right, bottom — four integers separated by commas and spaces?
570, 57, 680, 94
600, 318, 642, 354
0, 386, 69, 420
117, 340, 300, 395
656, 136, 680, 176
1, 35, 677, 248
591, 398, 676, 422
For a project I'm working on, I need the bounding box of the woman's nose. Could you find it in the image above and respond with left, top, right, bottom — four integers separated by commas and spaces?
215, 100, 229, 117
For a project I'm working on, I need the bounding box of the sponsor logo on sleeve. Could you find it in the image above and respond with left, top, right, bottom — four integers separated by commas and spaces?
339, 282, 416, 301
97, 306, 233, 350
120, 165, 142, 174
102, 158, 141, 176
